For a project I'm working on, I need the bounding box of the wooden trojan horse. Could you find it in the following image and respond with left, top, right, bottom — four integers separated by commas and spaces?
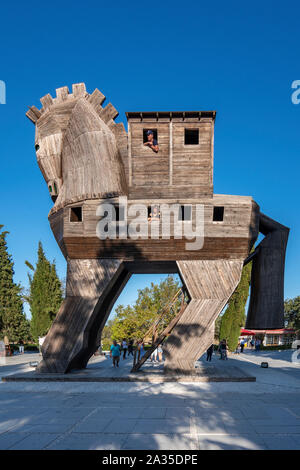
26, 83, 289, 374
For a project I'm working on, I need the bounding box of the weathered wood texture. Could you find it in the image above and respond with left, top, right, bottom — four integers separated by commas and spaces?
163, 260, 243, 373
49, 195, 259, 262
28, 84, 128, 214
60, 236, 250, 261
55, 98, 127, 210
246, 213, 290, 329
127, 113, 214, 199
131, 288, 188, 372
131, 122, 170, 187
37, 259, 130, 373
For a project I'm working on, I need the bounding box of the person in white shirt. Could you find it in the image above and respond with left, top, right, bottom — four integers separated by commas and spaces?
122, 339, 128, 359
151, 348, 158, 362
38, 336, 45, 355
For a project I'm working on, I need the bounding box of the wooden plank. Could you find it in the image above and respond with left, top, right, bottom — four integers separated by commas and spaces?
40, 93, 53, 110
56, 86, 69, 102
246, 213, 289, 329
72, 83, 87, 97
163, 259, 243, 371
26, 106, 41, 123
37, 259, 128, 373
88, 88, 106, 114
99, 102, 119, 123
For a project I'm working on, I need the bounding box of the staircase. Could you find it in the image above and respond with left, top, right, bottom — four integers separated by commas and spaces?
131, 288, 188, 372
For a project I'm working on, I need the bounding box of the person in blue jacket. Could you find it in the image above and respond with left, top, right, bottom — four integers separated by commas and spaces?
110, 340, 121, 367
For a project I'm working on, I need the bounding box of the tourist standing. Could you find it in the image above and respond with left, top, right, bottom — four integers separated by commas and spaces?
38, 336, 45, 356
140, 341, 145, 359
19, 341, 24, 354
240, 339, 245, 353
137, 341, 145, 361
219, 339, 228, 360
206, 344, 214, 361
151, 348, 158, 362
110, 340, 121, 367
218, 340, 223, 359
255, 338, 261, 351
128, 339, 134, 356
122, 339, 128, 359
157, 344, 163, 362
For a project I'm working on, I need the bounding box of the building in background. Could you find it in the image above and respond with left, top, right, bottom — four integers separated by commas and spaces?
240, 328, 296, 347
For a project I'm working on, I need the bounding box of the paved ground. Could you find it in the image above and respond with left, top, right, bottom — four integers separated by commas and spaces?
0, 349, 299, 450
2, 350, 255, 382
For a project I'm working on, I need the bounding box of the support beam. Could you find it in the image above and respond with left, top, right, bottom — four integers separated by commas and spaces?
246, 213, 289, 329
37, 259, 129, 373
163, 259, 243, 373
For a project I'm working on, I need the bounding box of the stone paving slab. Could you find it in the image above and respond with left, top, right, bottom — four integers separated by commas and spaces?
45, 432, 128, 450
2, 372, 255, 383
196, 434, 267, 450
2, 354, 256, 383
121, 433, 199, 450
261, 435, 300, 450
8, 432, 60, 450
132, 418, 191, 434
0, 350, 299, 450
0, 432, 31, 449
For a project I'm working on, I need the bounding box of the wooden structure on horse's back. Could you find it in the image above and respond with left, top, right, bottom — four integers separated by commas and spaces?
26, 83, 289, 374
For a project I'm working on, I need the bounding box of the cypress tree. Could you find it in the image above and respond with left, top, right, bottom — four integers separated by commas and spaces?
0, 225, 30, 342
26, 242, 63, 340
219, 258, 252, 351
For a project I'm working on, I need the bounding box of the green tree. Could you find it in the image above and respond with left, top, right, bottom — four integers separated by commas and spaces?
101, 318, 115, 349
25, 242, 63, 340
0, 225, 31, 342
110, 275, 182, 342
219, 259, 252, 351
214, 313, 222, 341
284, 296, 300, 332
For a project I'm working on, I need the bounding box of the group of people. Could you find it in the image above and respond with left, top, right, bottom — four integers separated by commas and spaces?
150, 345, 163, 363
205, 336, 263, 363
206, 339, 229, 361
235, 337, 262, 353
218, 339, 229, 360
109, 339, 134, 367
109, 338, 164, 368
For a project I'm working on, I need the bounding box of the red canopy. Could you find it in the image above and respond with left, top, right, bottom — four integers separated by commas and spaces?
240, 328, 295, 336
240, 329, 254, 335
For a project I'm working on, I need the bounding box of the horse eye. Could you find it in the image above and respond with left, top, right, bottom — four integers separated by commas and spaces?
35, 144, 40, 151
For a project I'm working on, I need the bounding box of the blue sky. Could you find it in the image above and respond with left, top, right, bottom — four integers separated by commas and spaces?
0, 0, 299, 319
